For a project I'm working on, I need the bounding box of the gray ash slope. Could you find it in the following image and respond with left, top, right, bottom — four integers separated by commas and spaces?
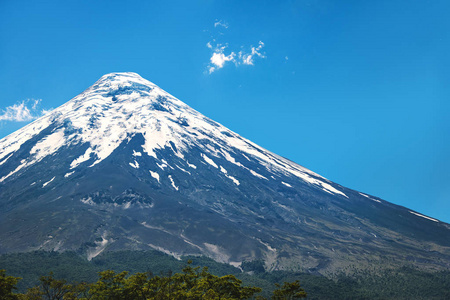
1, 72, 449, 273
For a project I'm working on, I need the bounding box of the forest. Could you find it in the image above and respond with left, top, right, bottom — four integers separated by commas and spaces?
1, 251, 450, 299
1, 263, 306, 299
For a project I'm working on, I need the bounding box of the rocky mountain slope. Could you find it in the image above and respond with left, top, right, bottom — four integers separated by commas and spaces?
1, 72, 449, 273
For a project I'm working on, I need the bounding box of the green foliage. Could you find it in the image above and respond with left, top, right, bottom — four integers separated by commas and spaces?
2, 251, 450, 299
272, 280, 307, 299
0, 269, 21, 300
19, 272, 90, 300
89, 270, 129, 299
88, 261, 262, 299
4, 261, 267, 299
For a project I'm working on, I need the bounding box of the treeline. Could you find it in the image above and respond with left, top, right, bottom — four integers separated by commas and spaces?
1, 251, 450, 299
1, 262, 306, 299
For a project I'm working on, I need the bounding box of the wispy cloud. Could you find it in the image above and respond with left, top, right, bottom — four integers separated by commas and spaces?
208, 44, 236, 74
0, 99, 50, 122
239, 41, 265, 65
207, 41, 266, 74
206, 21, 266, 74
214, 20, 228, 28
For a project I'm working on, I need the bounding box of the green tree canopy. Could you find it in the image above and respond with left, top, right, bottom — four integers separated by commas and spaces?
2, 261, 307, 300
0, 269, 21, 300
272, 280, 307, 299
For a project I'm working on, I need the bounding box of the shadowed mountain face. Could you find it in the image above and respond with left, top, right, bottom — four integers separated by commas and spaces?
1, 72, 449, 273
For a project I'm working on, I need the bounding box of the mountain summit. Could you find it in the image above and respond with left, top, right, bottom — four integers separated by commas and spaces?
1, 72, 449, 273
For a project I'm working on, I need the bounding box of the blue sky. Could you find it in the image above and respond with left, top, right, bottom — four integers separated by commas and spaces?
1, 0, 449, 222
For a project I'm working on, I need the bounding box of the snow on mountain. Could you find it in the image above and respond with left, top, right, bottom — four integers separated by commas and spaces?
0, 72, 345, 198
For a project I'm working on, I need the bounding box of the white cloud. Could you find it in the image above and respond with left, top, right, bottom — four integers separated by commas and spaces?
214, 20, 228, 28
207, 41, 266, 73
206, 21, 266, 74
207, 43, 237, 73
240, 41, 265, 65
211, 52, 236, 69
0, 99, 49, 122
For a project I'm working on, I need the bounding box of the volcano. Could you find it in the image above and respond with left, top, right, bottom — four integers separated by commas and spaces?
1, 72, 449, 273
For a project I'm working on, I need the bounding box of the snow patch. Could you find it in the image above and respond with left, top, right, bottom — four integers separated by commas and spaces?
249, 169, 268, 180
156, 162, 168, 170
226, 175, 240, 185
221, 151, 244, 167
219, 165, 227, 174
129, 160, 139, 169
282, 181, 292, 188
1, 129, 68, 183
149, 170, 160, 182
0, 112, 52, 162
201, 153, 218, 168
156, 159, 173, 170
359, 192, 381, 203
64, 171, 75, 178
219, 165, 239, 185
168, 175, 179, 191
242, 153, 250, 161
409, 211, 438, 222
177, 165, 191, 174
42, 176, 55, 188
70, 147, 93, 169
30, 129, 67, 161
0, 162, 27, 182
289, 168, 347, 198
0, 153, 13, 166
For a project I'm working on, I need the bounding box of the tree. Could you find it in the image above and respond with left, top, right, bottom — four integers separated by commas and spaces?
89, 270, 128, 300
2, 261, 307, 299
272, 280, 307, 299
39, 273, 72, 300
87, 261, 262, 299
0, 269, 21, 300
175, 262, 262, 299
20, 273, 89, 300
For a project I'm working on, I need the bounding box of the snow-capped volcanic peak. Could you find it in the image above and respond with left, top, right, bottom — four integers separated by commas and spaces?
1, 72, 449, 273
0, 72, 345, 197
